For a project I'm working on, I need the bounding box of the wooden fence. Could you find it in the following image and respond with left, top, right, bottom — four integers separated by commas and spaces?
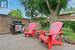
0, 14, 13, 34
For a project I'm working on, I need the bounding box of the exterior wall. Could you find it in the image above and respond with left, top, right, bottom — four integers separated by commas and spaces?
58, 14, 75, 21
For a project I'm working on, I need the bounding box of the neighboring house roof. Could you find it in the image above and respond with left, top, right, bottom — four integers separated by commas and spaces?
0, 14, 8, 16
59, 11, 75, 15
0, 14, 30, 20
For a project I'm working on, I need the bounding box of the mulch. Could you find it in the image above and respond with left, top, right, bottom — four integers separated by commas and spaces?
64, 39, 75, 45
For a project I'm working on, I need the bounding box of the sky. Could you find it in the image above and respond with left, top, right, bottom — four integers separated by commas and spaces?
68, 0, 75, 8
0, 0, 75, 18
0, 0, 26, 18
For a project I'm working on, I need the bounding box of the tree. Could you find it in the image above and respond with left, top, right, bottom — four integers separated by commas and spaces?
21, 0, 68, 23
21, 0, 69, 29
8, 9, 23, 18
36, 0, 69, 23
21, 0, 38, 19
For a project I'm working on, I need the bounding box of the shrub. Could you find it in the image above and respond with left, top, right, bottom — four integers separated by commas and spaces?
62, 21, 70, 28
40, 21, 49, 30
62, 27, 75, 41
62, 21, 75, 33
62, 28, 73, 36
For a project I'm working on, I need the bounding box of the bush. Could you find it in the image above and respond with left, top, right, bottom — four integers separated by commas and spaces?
34, 17, 49, 30
62, 21, 70, 28
40, 21, 49, 30
62, 28, 73, 36
62, 28, 75, 41
62, 21, 75, 33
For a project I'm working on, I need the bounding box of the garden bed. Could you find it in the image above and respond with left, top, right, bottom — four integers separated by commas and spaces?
65, 38, 75, 45
63, 36, 75, 45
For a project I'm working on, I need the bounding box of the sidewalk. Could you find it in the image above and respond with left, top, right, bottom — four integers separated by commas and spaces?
0, 34, 75, 50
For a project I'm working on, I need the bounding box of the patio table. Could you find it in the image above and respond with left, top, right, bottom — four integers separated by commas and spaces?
35, 30, 49, 37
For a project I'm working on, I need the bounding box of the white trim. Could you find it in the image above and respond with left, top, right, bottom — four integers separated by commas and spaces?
60, 11, 75, 15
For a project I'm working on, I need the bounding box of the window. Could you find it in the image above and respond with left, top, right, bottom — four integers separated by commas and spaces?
0, 0, 8, 8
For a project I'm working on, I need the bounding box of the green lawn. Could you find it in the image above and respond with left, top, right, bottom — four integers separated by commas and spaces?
68, 33, 75, 40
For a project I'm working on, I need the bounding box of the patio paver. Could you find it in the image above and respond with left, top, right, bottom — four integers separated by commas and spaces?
0, 34, 75, 50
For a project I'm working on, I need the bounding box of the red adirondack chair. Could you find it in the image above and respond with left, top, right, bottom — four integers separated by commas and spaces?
39, 21, 63, 50
24, 22, 37, 37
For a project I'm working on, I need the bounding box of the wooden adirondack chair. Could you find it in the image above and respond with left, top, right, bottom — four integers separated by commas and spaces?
39, 21, 63, 50
24, 22, 37, 37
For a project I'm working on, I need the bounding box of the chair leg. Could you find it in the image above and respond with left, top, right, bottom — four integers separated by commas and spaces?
32, 30, 36, 37
60, 33, 62, 40
59, 33, 62, 45
25, 34, 26, 37
41, 40, 43, 43
48, 35, 52, 50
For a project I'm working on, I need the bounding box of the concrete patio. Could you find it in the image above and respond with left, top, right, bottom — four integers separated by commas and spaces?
0, 34, 75, 50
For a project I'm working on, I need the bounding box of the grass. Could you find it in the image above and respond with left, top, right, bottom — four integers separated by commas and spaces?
68, 33, 75, 41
